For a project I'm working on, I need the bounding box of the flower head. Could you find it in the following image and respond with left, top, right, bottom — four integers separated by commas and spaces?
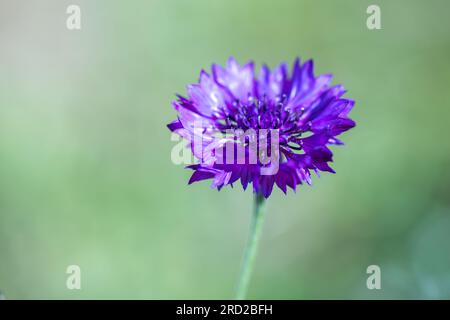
168, 57, 355, 198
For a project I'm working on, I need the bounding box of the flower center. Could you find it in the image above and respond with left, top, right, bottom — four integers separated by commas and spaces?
219, 94, 295, 131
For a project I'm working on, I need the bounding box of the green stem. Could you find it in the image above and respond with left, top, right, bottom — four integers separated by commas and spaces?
235, 193, 267, 300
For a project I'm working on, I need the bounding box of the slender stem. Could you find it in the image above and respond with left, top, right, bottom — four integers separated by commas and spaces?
235, 193, 267, 300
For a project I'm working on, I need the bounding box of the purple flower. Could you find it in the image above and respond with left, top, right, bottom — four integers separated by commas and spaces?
168, 57, 355, 198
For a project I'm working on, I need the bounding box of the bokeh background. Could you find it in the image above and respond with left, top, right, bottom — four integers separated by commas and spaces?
1, 0, 450, 299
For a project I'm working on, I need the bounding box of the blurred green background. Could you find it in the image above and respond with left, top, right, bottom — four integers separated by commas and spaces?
1, 0, 450, 299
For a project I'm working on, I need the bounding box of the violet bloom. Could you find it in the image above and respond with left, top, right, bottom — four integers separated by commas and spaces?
168, 57, 355, 198
168, 57, 356, 299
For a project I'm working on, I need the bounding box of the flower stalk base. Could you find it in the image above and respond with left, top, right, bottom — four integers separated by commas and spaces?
235, 193, 267, 300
